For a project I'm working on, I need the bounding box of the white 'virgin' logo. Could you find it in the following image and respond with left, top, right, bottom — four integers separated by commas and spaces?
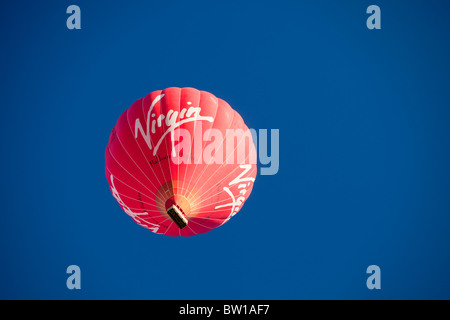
215, 164, 255, 224
134, 94, 214, 156
109, 174, 160, 233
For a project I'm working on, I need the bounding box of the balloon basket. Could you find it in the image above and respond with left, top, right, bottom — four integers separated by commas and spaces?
167, 205, 188, 229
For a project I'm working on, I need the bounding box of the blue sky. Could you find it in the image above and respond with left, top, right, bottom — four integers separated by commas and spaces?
1, 0, 450, 299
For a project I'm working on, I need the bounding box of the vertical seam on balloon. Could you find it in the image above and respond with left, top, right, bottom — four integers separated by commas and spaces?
177, 88, 183, 237
180, 88, 200, 217
178, 88, 194, 216
183, 90, 219, 219
178, 88, 199, 236
160, 88, 176, 235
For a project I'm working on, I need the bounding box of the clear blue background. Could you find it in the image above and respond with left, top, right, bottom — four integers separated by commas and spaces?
1, 0, 449, 299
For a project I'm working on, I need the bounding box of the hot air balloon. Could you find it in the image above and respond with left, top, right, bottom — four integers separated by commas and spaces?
105, 87, 257, 236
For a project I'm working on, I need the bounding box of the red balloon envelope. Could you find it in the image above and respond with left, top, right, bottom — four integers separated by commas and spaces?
105, 87, 257, 236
